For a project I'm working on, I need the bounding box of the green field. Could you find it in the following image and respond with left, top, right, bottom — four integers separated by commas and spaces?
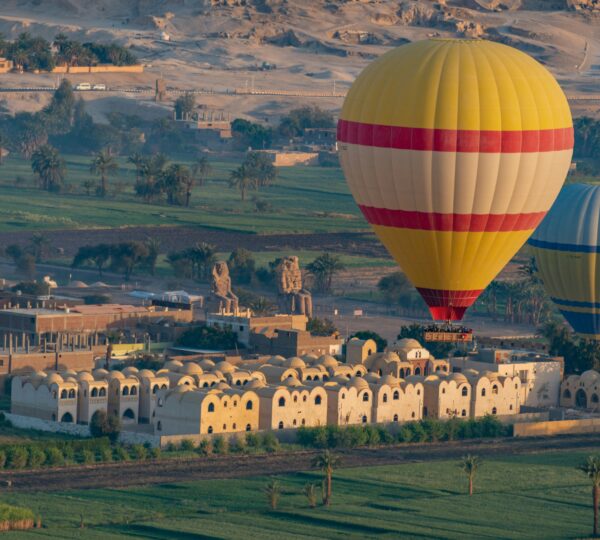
0, 154, 365, 234
1, 451, 597, 539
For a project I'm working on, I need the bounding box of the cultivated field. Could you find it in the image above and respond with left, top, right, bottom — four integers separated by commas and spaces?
0, 155, 364, 235
0, 449, 597, 539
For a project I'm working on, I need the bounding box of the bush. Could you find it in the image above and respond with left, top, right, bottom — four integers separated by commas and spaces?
26, 446, 46, 469
90, 410, 122, 444
165, 442, 177, 453
229, 435, 246, 454
99, 447, 113, 462
44, 447, 64, 467
129, 444, 148, 460
179, 439, 195, 452
78, 449, 95, 465
245, 432, 261, 448
261, 432, 279, 453
0, 450, 6, 469
149, 447, 161, 459
7, 447, 28, 469
212, 436, 228, 455
196, 438, 212, 456
112, 446, 130, 462
62, 445, 75, 463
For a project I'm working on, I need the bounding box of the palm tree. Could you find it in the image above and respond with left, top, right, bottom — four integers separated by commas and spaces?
579, 455, 600, 537
127, 152, 144, 183
229, 165, 253, 201
192, 156, 212, 187
306, 253, 345, 294
31, 144, 65, 192
303, 482, 318, 508
263, 478, 281, 510
162, 163, 191, 205
90, 148, 118, 197
30, 232, 51, 262
137, 153, 168, 203
311, 450, 340, 506
460, 454, 481, 496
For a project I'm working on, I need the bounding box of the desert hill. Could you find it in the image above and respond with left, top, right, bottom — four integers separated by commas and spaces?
0, 0, 598, 120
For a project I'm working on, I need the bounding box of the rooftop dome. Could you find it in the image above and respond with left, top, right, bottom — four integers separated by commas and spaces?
122, 367, 139, 376
317, 354, 338, 368
106, 371, 125, 380
302, 353, 318, 363
284, 377, 302, 388
581, 370, 600, 384
285, 357, 306, 369
268, 355, 286, 366
92, 368, 109, 379
380, 351, 401, 362
449, 372, 468, 384
137, 369, 155, 379
247, 379, 265, 389
45, 373, 64, 384
216, 381, 231, 390
349, 376, 369, 390
198, 359, 216, 369
165, 360, 183, 370
62, 369, 78, 377
381, 374, 399, 386
180, 362, 203, 375
395, 338, 422, 350
364, 373, 381, 383
215, 361, 235, 374
31, 370, 47, 379
77, 372, 94, 382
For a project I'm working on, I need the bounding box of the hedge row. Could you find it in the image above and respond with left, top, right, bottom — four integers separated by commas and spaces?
166, 431, 280, 455
296, 416, 513, 449
0, 440, 160, 470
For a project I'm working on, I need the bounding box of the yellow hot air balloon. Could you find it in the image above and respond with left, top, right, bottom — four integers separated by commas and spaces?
337, 39, 573, 321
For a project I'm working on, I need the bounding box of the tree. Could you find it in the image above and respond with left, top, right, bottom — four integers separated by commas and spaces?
248, 296, 276, 316
349, 331, 387, 352
11, 281, 50, 296
460, 454, 481, 496
192, 156, 212, 187
144, 237, 161, 276
162, 163, 191, 205
307, 317, 338, 337
579, 455, 600, 537
29, 232, 51, 262
72, 244, 112, 276
228, 248, 255, 284
311, 450, 340, 506
136, 153, 168, 203
31, 144, 65, 192
306, 253, 345, 293
243, 151, 277, 187
89, 410, 121, 444
231, 118, 273, 150
174, 92, 195, 120
278, 106, 335, 138
176, 325, 239, 350
264, 478, 281, 510
110, 241, 150, 281
229, 164, 253, 201
82, 179, 96, 196
90, 148, 118, 197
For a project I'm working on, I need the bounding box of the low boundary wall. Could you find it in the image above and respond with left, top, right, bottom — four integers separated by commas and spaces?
513, 418, 600, 437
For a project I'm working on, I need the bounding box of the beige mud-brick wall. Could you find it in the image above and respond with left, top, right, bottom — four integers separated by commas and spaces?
52, 65, 144, 74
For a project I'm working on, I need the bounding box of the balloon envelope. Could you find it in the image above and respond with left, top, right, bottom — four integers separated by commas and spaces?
529, 183, 600, 339
337, 39, 573, 321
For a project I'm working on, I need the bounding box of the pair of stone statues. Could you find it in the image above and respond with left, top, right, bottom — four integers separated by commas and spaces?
208, 255, 312, 317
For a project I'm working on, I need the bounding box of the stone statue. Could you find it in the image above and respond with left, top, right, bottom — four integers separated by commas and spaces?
210, 261, 238, 314
276, 255, 312, 317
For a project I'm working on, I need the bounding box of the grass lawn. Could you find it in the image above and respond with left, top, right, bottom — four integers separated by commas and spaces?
0, 154, 366, 234
0, 450, 596, 539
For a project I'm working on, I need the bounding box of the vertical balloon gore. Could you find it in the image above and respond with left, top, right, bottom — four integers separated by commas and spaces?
338, 39, 573, 321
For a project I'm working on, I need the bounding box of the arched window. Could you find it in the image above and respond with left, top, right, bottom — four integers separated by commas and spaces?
461, 387, 468, 397
415, 367, 421, 375
442, 388, 446, 394
246, 423, 251, 431
378, 369, 383, 376
91, 387, 98, 397
184, 381, 191, 386
399, 369, 405, 378
223, 424, 227, 430
491, 407, 497, 415
152, 385, 159, 394
161, 384, 168, 390
382, 394, 388, 403
232, 423, 236, 430
157, 421, 162, 431
492, 385, 498, 395
99, 387, 106, 397
393, 390, 399, 400
203, 382, 209, 388
236, 380, 241, 386
416, 389, 420, 396
278, 397, 286, 407
246, 400, 253, 410
461, 409, 467, 417
361, 415, 367, 423
233, 401, 238, 407
411, 411, 415, 418
208, 426, 213, 434
122, 386, 129, 396
293, 395, 298, 403
341, 392, 346, 400
68, 389, 76, 399
60, 389, 67, 399
306, 375, 312, 381
393, 414, 398, 422
131, 386, 137, 396
315, 395, 322, 405
278, 421, 284, 429
224, 401, 228, 408
362, 393, 369, 402
293, 419, 297, 426
592, 394, 599, 404
563, 389, 572, 399
303, 395, 307, 402
481, 388, 486, 397
208, 402, 215, 412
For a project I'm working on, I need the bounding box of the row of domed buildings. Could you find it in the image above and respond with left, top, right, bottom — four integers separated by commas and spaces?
11, 339, 525, 436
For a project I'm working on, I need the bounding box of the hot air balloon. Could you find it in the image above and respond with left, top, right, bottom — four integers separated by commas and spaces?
337, 39, 573, 321
529, 183, 600, 339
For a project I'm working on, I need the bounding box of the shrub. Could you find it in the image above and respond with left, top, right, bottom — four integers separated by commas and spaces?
196, 438, 212, 456
245, 432, 260, 448
62, 445, 75, 463
165, 442, 176, 453
78, 449, 95, 465
0, 450, 6, 469
421, 419, 446, 442
149, 447, 161, 459
212, 436, 228, 455
112, 446, 130, 462
129, 444, 148, 460
90, 410, 121, 444
7, 447, 28, 469
44, 447, 64, 467
261, 432, 279, 453
26, 447, 46, 469
99, 447, 113, 462
304, 482, 318, 508
0, 502, 35, 530
397, 426, 414, 443
179, 439, 195, 452
229, 435, 246, 454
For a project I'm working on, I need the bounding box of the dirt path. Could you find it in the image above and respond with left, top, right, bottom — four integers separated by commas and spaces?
1, 434, 599, 492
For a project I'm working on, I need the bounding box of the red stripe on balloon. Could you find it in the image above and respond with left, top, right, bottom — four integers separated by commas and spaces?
337, 120, 574, 153
359, 205, 545, 232
416, 288, 484, 321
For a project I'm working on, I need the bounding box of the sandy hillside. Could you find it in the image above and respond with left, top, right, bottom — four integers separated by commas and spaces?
0, 0, 598, 120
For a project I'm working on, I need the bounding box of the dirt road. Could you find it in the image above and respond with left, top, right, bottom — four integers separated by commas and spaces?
1, 434, 598, 492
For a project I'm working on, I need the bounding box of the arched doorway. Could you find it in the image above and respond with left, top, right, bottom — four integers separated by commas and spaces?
122, 408, 136, 422
576, 389, 588, 408
60, 412, 74, 423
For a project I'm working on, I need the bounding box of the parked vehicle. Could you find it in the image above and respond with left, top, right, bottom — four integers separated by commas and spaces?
75, 82, 91, 91
92, 83, 107, 91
